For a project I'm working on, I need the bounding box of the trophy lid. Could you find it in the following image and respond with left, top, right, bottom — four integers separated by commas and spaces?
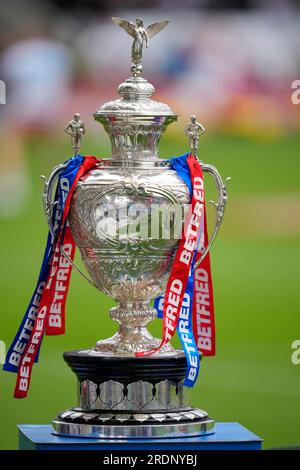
94, 17, 177, 161
94, 76, 174, 117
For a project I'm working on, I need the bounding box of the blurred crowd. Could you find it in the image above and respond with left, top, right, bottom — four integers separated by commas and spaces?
0, 0, 299, 134
0, 0, 299, 216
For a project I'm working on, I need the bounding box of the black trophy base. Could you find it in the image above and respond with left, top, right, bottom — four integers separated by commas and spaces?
52, 349, 215, 439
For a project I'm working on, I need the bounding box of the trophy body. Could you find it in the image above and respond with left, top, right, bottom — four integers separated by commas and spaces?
49, 19, 228, 439
69, 160, 189, 354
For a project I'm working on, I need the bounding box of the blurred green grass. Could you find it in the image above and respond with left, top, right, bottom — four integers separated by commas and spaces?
0, 131, 300, 449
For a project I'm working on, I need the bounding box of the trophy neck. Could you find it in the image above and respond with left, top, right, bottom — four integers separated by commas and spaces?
94, 76, 177, 161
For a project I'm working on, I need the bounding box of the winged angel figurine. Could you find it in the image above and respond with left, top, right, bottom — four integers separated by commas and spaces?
112, 17, 169, 75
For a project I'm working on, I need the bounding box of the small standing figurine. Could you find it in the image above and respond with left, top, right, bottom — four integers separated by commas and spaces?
64, 113, 86, 156
186, 115, 206, 158
112, 17, 169, 76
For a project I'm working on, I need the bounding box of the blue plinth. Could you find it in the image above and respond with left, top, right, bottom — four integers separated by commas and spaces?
18, 423, 262, 450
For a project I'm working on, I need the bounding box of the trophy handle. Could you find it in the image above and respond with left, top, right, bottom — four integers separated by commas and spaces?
193, 163, 230, 270
41, 163, 99, 289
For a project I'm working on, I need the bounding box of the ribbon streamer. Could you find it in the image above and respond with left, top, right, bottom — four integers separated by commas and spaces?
136, 154, 208, 362
5, 152, 214, 397
153, 154, 215, 386
4, 156, 99, 398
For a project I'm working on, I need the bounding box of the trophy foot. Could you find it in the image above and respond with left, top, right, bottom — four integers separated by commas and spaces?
93, 338, 174, 356
52, 350, 215, 439
52, 414, 215, 439
92, 301, 174, 356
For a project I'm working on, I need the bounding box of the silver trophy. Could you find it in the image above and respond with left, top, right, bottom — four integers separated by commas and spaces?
44, 18, 229, 439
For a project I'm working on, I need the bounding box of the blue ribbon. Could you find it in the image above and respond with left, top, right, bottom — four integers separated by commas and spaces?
3, 155, 84, 373
154, 153, 200, 387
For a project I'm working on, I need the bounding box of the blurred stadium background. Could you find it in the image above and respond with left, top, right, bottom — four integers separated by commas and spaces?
0, 0, 300, 450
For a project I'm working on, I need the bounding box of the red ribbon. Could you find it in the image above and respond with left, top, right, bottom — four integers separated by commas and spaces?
14, 156, 98, 398
193, 204, 215, 356
136, 154, 207, 357
44, 156, 99, 336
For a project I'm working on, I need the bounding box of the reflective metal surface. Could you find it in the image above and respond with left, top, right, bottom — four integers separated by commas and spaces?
186, 114, 205, 158
46, 17, 227, 439
111, 17, 169, 77
42, 17, 229, 356
52, 358, 215, 439
64, 113, 86, 156
69, 162, 189, 354
77, 378, 189, 412
52, 416, 215, 439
